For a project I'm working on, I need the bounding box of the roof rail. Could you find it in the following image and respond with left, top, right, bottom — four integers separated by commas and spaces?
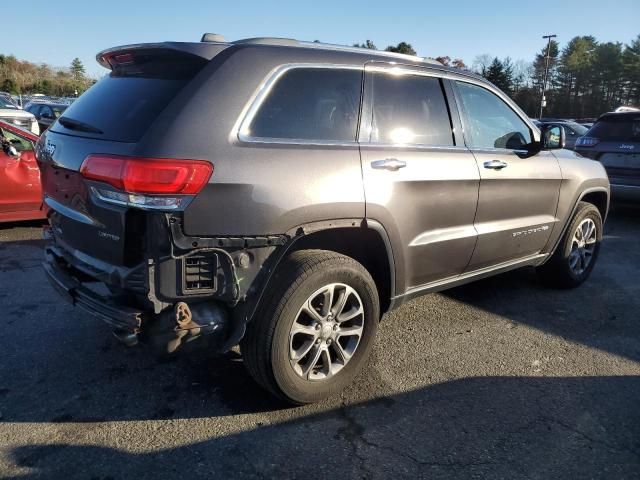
298, 41, 442, 65
231, 37, 299, 47
229, 36, 442, 65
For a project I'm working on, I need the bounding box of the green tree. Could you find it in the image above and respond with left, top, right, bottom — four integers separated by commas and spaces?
483, 57, 514, 94
70, 58, 85, 78
385, 42, 416, 56
1, 78, 19, 94
622, 34, 640, 106
69, 57, 88, 95
353, 40, 377, 50
556, 36, 597, 116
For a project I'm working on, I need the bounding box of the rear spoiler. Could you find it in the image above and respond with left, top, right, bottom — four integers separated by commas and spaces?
96, 42, 229, 70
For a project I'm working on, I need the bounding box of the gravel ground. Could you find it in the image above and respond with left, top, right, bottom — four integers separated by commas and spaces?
0, 205, 639, 479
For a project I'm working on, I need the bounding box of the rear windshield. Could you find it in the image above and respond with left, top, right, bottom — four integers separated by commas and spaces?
53, 51, 207, 142
589, 115, 640, 141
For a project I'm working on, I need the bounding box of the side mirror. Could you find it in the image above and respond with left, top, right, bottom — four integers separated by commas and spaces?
541, 124, 565, 150
1, 136, 20, 158
2, 142, 20, 158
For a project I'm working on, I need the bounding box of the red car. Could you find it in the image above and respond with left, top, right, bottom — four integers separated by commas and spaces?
0, 120, 46, 222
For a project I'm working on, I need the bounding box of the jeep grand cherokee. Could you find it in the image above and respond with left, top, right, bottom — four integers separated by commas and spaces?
38, 35, 610, 404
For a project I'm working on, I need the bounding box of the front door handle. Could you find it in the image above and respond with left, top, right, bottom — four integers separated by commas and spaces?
371, 158, 407, 171
483, 159, 508, 170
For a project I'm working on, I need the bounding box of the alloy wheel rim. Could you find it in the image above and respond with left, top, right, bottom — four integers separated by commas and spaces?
569, 218, 597, 275
289, 283, 364, 381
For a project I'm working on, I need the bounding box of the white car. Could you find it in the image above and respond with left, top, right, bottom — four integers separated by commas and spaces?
0, 95, 39, 135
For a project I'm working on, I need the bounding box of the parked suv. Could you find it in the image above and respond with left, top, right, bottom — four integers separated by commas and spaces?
575, 111, 640, 200
38, 36, 609, 403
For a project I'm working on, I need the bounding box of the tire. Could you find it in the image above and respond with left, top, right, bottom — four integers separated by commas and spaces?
537, 201, 603, 288
241, 249, 379, 404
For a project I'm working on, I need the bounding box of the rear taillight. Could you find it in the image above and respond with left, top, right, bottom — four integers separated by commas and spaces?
80, 155, 213, 210
575, 136, 600, 148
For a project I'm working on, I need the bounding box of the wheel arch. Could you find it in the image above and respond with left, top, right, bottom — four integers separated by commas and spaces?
580, 189, 609, 221
287, 219, 395, 315
543, 186, 609, 263
223, 218, 396, 351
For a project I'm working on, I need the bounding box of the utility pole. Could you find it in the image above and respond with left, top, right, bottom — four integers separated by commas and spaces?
540, 34, 557, 119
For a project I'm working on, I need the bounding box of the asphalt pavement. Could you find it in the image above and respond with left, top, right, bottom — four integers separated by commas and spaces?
0, 205, 639, 479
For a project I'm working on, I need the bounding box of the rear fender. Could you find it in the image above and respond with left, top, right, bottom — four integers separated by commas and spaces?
221, 218, 395, 351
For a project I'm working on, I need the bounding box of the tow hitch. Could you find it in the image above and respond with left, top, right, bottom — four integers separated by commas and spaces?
141, 301, 228, 355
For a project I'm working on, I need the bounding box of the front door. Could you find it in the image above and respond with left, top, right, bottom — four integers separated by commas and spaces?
451, 80, 562, 271
360, 65, 480, 292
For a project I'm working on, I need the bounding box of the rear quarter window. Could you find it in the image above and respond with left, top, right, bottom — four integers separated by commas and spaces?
244, 67, 362, 142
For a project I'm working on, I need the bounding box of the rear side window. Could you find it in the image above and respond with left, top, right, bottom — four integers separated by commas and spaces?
53, 51, 207, 142
455, 81, 532, 150
589, 115, 640, 141
246, 68, 362, 142
368, 73, 453, 146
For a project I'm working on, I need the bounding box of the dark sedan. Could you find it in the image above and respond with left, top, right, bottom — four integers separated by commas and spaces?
24, 102, 68, 132
536, 120, 589, 150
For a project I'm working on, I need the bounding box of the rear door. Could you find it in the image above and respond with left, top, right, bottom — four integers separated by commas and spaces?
451, 80, 562, 270
360, 64, 479, 291
0, 126, 42, 214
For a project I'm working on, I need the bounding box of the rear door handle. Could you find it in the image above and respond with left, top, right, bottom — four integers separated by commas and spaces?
371, 158, 407, 171
483, 159, 508, 170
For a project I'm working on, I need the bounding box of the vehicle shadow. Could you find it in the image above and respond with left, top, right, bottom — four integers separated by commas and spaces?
442, 203, 640, 363
0, 204, 638, 426
7, 375, 640, 479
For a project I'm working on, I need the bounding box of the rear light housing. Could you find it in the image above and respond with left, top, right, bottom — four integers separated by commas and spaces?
81, 155, 213, 210
575, 136, 600, 148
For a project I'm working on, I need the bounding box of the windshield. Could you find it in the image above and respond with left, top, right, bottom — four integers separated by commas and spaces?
589, 115, 640, 141
0, 96, 18, 109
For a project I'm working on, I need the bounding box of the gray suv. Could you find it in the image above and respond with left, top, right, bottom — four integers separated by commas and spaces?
38, 36, 610, 404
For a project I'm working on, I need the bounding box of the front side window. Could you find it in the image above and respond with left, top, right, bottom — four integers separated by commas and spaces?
368, 72, 453, 146
246, 68, 362, 142
455, 81, 531, 150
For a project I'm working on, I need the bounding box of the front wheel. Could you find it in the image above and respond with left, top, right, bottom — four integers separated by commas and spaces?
537, 201, 603, 288
241, 250, 379, 404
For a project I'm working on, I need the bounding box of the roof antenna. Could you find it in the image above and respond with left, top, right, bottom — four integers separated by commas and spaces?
201, 33, 226, 43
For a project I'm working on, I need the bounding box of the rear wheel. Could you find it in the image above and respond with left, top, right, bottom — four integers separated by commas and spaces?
241, 250, 379, 404
537, 201, 603, 288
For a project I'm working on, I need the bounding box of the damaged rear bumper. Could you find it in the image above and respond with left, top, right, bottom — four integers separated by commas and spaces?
44, 245, 144, 333
43, 244, 228, 354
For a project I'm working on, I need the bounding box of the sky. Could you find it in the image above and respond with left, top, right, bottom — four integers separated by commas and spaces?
4, 0, 639, 77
